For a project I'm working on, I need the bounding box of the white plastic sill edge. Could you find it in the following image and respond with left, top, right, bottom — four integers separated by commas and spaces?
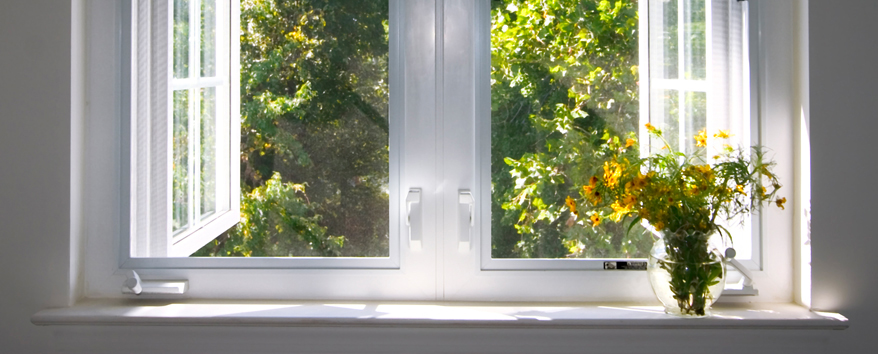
32, 300, 847, 330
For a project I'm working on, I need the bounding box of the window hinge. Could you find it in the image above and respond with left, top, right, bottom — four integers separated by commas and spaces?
122, 270, 188, 295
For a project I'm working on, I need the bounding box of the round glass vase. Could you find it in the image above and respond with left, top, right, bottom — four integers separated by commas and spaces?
647, 230, 726, 317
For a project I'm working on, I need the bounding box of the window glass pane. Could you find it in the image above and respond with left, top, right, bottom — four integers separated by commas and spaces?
193, 0, 390, 258
174, 0, 190, 79
683, 90, 706, 156
173, 89, 190, 232
651, 89, 679, 153
490, 0, 650, 259
201, 0, 217, 77
200, 87, 217, 218
683, 0, 706, 80
652, 0, 678, 80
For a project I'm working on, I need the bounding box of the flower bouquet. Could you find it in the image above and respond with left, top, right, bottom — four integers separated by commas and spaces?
570, 124, 785, 316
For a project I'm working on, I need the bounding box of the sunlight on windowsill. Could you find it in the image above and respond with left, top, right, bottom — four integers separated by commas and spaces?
32, 300, 847, 330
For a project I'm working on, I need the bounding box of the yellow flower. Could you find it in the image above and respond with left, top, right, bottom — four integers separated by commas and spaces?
714, 130, 731, 139
603, 161, 622, 188
776, 197, 787, 210
736, 184, 748, 196
583, 184, 602, 205
621, 194, 637, 207
653, 221, 665, 231
589, 176, 599, 186
695, 129, 708, 147
609, 201, 631, 222
592, 192, 602, 205
645, 123, 656, 132
625, 138, 636, 148
632, 173, 648, 189
565, 196, 577, 215
590, 213, 602, 227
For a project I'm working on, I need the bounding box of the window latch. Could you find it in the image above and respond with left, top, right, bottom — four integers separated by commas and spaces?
458, 190, 474, 251
122, 270, 188, 295
406, 189, 422, 250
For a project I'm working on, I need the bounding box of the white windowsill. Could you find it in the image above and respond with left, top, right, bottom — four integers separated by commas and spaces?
32, 300, 847, 330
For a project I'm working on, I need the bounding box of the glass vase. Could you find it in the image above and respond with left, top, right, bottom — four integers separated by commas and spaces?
647, 230, 726, 317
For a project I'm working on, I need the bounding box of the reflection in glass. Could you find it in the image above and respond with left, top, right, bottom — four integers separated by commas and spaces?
201, 0, 217, 77
683, 0, 706, 80
174, 0, 190, 79
200, 87, 217, 218
683, 91, 706, 157
173, 89, 190, 232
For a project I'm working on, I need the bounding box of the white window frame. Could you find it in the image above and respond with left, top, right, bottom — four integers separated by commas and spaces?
83, 0, 797, 303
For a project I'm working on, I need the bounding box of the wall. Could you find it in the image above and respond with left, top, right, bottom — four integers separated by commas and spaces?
0, 1, 73, 353
0, 0, 875, 352
810, 0, 878, 352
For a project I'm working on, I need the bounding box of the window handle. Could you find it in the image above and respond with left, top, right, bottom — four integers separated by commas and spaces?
406, 189, 422, 250
723, 248, 758, 296
458, 190, 474, 251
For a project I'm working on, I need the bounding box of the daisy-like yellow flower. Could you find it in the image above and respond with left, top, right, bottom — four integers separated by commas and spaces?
590, 213, 602, 227
776, 197, 787, 210
645, 122, 656, 132
603, 161, 623, 188
695, 164, 715, 182
714, 130, 731, 139
631, 173, 648, 190
695, 129, 708, 147
736, 184, 748, 196
565, 196, 577, 215
625, 138, 636, 148
621, 194, 637, 207
582, 184, 594, 194
609, 201, 631, 222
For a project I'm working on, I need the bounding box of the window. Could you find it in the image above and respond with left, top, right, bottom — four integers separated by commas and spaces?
84, 0, 795, 302
483, 0, 755, 267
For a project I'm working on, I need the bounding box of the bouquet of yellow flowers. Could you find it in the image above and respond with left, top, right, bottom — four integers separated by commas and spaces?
571, 124, 784, 315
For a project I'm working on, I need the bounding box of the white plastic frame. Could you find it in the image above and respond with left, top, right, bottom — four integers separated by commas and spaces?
83, 0, 796, 303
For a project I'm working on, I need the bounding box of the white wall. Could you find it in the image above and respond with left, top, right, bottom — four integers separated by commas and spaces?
810, 0, 878, 352
0, 0, 876, 352
0, 1, 73, 353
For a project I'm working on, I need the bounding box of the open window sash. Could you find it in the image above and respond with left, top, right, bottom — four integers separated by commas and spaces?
130, 0, 240, 257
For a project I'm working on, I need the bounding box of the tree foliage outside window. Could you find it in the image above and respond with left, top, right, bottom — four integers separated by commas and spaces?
195, 0, 390, 257
490, 0, 649, 259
